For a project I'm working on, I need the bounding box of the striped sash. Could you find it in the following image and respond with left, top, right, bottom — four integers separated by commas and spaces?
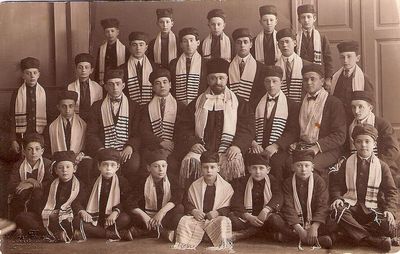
148, 94, 177, 141
276, 54, 303, 103
175, 52, 202, 105
229, 55, 257, 101
127, 56, 153, 105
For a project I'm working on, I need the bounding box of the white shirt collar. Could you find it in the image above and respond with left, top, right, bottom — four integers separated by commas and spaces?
282, 53, 295, 63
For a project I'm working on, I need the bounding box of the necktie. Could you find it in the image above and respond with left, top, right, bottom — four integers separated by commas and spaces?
267, 96, 278, 102
286, 58, 292, 83
307, 95, 318, 101
344, 69, 350, 78
239, 59, 246, 76
211, 35, 221, 58
136, 61, 143, 88
160, 97, 166, 119
186, 58, 191, 83
80, 80, 91, 112
65, 119, 71, 150
306, 30, 312, 40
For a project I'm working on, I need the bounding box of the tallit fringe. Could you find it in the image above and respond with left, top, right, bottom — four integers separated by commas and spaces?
179, 152, 201, 186
219, 155, 245, 181
171, 242, 197, 250
206, 239, 234, 251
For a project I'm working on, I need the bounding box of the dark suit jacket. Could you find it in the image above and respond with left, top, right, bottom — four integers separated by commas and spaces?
147, 33, 181, 69
199, 35, 234, 61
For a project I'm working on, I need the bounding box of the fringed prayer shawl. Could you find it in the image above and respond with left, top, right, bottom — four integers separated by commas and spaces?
148, 94, 177, 141
42, 176, 80, 240
127, 56, 153, 105
349, 112, 378, 155
144, 175, 171, 217
153, 31, 177, 65
292, 174, 314, 229
276, 54, 303, 103
101, 94, 129, 151
244, 176, 272, 214
296, 28, 322, 64
86, 175, 120, 226
49, 114, 86, 154
229, 55, 257, 101
19, 157, 45, 183
15, 83, 47, 134
343, 154, 382, 209
175, 52, 202, 105
68, 79, 103, 114
331, 65, 365, 95
299, 89, 329, 144
255, 91, 288, 146
99, 39, 126, 85
202, 32, 231, 62
254, 30, 280, 64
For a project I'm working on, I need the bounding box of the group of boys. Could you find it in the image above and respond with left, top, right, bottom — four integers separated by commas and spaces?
5, 3, 399, 252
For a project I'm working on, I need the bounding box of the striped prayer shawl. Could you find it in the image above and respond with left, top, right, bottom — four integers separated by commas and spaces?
99, 39, 126, 85
292, 174, 313, 229
153, 31, 177, 65
144, 175, 171, 217
202, 32, 231, 62
296, 28, 322, 64
148, 94, 177, 141
67, 79, 103, 114
175, 52, 202, 105
254, 30, 281, 64
343, 154, 382, 209
331, 64, 365, 95
349, 112, 378, 155
229, 55, 257, 102
276, 54, 303, 103
255, 91, 288, 146
244, 176, 272, 214
101, 94, 129, 151
126, 55, 153, 105
19, 157, 45, 183
15, 82, 47, 134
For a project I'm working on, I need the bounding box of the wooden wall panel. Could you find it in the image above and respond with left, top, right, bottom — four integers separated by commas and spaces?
377, 0, 400, 27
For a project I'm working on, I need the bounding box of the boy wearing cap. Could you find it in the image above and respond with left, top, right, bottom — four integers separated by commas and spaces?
282, 149, 333, 249
177, 58, 255, 186
251, 5, 281, 65
330, 124, 398, 252
9, 57, 48, 155
331, 41, 374, 123
68, 53, 103, 122
147, 8, 178, 69
296, 4, 333, 85
173, 151, 234, 250
95, 18, 129, 86
229, 28, 265, 104
251, 65, 300, 181
8, 133, 52, 221
86, 68, 141, 184
169, 27, 209, 106
74, 148, 132, 241
200, 9, 233, 62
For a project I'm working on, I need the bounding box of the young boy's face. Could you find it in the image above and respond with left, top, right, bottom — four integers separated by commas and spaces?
181, 35, 200, 55
235, 37, 252, 58
298, 13, 316, 30
278, 37, 296, 57
264, 76, 282, 97
248, 164, 269, 181
157, 17, 174, 34
24, 141, 44, 164
57, 99, 75, 120
260, 14, 278, 34
129, 40, 148, 59
339, 52, 360, 70
105, 78, 125, 98
99, 160, 120, 179
152, 77, 171, 97
201, 162, 220, 182
293, 161, 313, 180
104, 27, 119, 43
208, 17, 226, 36
303, 72, 324, 95
354, 134, 376, 158
55, 161, 76, 182
76, 62, 93, 80
22, 68, 40, 86
147, 160, 168, 181
351, 100, 373, 121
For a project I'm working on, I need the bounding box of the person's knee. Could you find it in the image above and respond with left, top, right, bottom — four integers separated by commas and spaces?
116, 212, 131, 228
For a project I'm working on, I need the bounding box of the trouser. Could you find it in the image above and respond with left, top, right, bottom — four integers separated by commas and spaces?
130, 204, 184, 231
75, 158, 97, 186
229, 212, 288, 234
9, 188, 43, 220
269, 150, 290, 182
121, 151, 141, 185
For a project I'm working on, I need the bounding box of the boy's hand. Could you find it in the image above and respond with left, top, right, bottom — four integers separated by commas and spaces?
264, 144, 279, 158
120, 146, 133, 163
149, 211, 166, 229
257, 208, 271, 222
191, 144, 206, 154
330, 199, 344, 210
105, 211, 119, 227
141, 213, 152, 230
246, 214, 264, 227
294, 224, 308, 243
16, 181, 33, 194
10, 141, 20, 154
160, 140, 174, 152
306, 224, 318, 245
226, 145, 240, 161
192, 209, 205, 221
205, 210, 219, 220
26, 178, 41, 188
384, 211, 396, 231
251, 141, 264, 154
79, 210, 93, 223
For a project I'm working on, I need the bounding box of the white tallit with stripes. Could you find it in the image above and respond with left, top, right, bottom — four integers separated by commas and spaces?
276, 54, 303, 103
148, 94, 177, 141
296, 28, 322, 64
331, 65, 365, 95
67, 79, 103, 114
254, 30, 281, 64
101, 94, 129, 151
49, 114, 86, 154
349, 112, 378, 155
15, 83, 47, 134
127, 55, 153, 105
244, 176, 272, 214
229, 55, 257, 102
175, 52, 202, 105
255, 91, 288, 146
202, 32, 231, 62
144, 175, 171, 217
86, 175, 120, 226
19, 157, 45, 183
153, 31, 177, 64
99, 39, 126, 85
195, 87, 238, 154
299, 89, 329, 144
343, 153, 382, 209
292, 174, 313, 229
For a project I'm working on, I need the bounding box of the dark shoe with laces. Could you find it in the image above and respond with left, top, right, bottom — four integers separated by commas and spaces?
318, 235, 333, 249
364, 236, 391, 252
119, 229, 133, 241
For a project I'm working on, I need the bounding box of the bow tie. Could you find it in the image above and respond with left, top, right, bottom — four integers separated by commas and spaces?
307, 95, 318, 101
110, 97, 122, 103
267, 96, 278, 102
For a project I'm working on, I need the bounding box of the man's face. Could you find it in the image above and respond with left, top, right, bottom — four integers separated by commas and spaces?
208, 73, 228, 95
147, 160, 168, 181
98, 160, 119, 179
351, 100, 373, 121
57, 99, 75, 120
248, 164, 270, 181
292, 161, 313, 180
157, 17, 174, 34
354, 134, 376, 158
22, 68, 40, 86
339, 52, 360, 70
264, 76, 282, 97
303, 72, 324, 95
104, 27, 119, 43
105, 78, 125, 98
129, 40, 148, 59
260, 14, 278, 34
235, 37, 252, 58
298, 13, 316, 30
152, 76, 171, 97
76, 62, 93, 80
201, 162, 220, 182
208, 17, 226, 36
180, 35, 200, 55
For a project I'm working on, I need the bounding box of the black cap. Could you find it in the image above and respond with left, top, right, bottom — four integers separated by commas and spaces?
156, 8, 173, 19
74, 53, 94, 66
264, 65, 283, 79
276, 28, 296, 41
144, 149, 169, 165
351, 91, 375, 107
337, 41, 359, 54
128, 31, 149, 43
53, 151, 76, 167
232, 28, 252, 41
21, 57, 40, 70
301, 63, 325, 78
292, 149, 315, 163
57, 90, 78, 102
105, 68, 124, 81
207, 9, 226, 20
101, 18, 120, 29
259, 5, 277, 17
96, 148, 121, 163
246, 153, 269, 167
23, 133, 44, 148
207, 58, 230, 75
179, 27, 199, 41
200, 151, 219, 163
149, 68, 171, 84
352, 124, 378, 141
297, 4, 316, 15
